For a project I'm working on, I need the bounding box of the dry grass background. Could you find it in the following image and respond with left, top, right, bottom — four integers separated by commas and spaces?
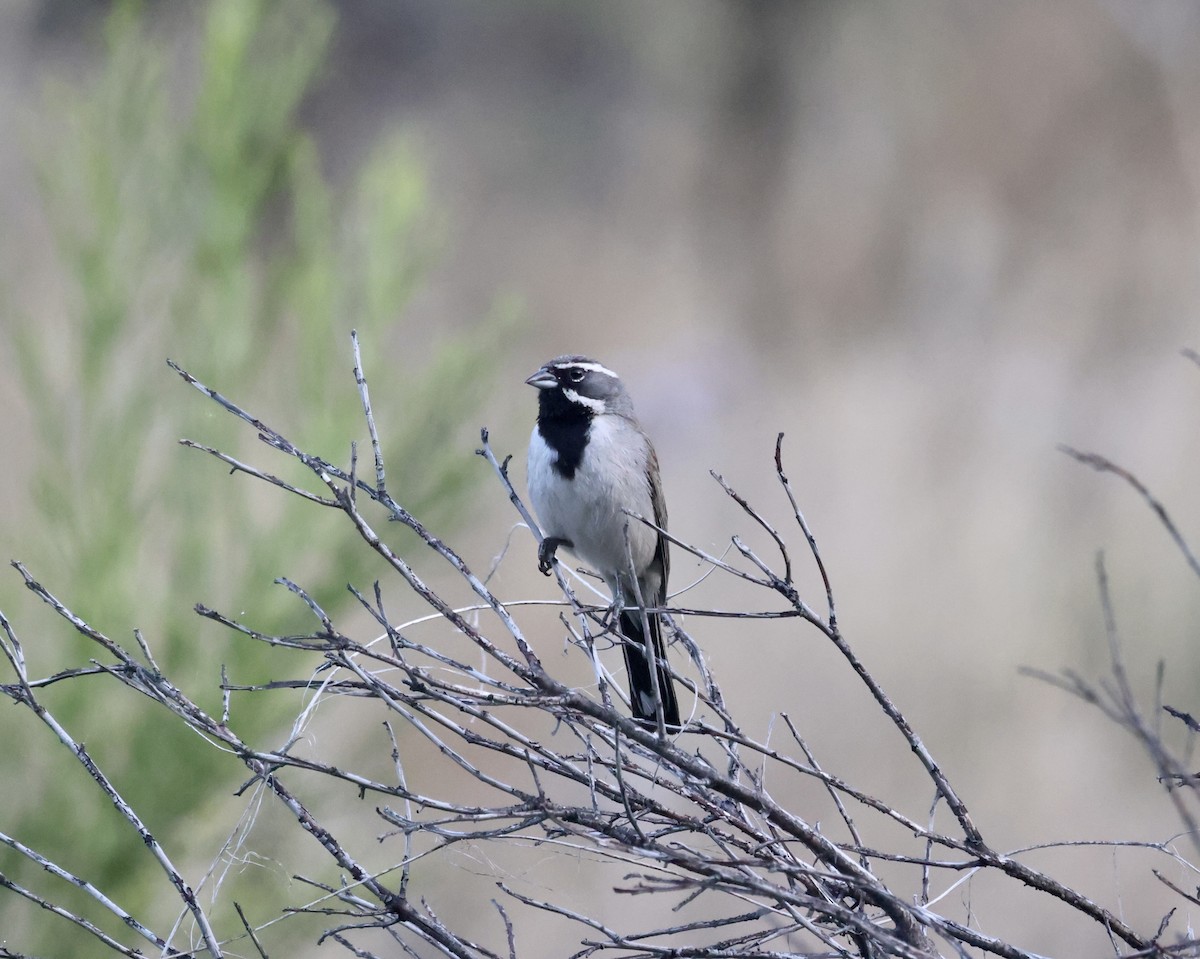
3, 2, 1200, 956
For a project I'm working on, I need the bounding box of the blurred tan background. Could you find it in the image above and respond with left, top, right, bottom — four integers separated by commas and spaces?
3, 1, 1200, 956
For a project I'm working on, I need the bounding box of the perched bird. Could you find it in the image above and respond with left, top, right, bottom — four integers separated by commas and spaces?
525, 355, 681, 731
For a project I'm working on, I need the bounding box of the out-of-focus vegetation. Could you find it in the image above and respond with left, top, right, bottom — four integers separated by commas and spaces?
1, 0, 504, 951
2, 1, 1196, 955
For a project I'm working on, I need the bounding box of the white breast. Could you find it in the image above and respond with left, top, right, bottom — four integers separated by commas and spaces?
527, 415, 658, 590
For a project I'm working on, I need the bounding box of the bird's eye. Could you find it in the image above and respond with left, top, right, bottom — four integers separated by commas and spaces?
568, 368, 585, 383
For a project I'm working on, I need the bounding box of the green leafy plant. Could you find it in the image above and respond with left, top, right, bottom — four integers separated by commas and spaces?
2, 0, 507, 950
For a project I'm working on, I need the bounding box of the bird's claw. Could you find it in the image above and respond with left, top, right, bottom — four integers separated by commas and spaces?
538, 537, 571, 576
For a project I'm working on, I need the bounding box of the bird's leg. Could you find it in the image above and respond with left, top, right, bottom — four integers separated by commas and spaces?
537, 536, 572, 576
598, 580, 625, 633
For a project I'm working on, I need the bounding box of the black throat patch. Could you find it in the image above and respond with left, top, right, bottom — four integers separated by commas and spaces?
537, 390, 592, 479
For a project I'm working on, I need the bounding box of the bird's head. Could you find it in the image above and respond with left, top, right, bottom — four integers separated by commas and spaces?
526, 355, 630, 417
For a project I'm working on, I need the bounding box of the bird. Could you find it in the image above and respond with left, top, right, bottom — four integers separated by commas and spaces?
525, 355, 681, 731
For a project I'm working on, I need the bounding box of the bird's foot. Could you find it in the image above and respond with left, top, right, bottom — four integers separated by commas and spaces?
597, 599, 622, 633
537, 536, 572, 576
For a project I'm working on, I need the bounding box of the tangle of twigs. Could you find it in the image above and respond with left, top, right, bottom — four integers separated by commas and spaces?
0, 336, 1198, 958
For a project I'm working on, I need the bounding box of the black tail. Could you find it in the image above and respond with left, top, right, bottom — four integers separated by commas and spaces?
618, 608, 681, 730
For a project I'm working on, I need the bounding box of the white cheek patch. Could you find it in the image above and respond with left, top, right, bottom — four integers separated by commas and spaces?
562, 389, 606, 413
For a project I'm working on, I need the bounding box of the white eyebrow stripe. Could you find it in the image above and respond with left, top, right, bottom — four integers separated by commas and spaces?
555, 361, 619, 379
561, 389, 606, 413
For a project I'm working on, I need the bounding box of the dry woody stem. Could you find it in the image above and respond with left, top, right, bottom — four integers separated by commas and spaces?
0, 336, 1198, 957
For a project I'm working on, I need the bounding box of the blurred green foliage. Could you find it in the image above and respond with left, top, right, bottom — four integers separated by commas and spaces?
1, 0, 507, 952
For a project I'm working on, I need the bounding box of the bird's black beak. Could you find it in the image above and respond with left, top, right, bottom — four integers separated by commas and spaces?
525, 367, 557, 390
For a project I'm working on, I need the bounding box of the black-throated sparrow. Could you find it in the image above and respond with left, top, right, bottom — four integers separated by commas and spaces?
525, 355, 681, 731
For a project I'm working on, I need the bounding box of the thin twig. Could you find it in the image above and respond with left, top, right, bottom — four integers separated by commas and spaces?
1059, 445, 1200, 580
775, 432, 837, 627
